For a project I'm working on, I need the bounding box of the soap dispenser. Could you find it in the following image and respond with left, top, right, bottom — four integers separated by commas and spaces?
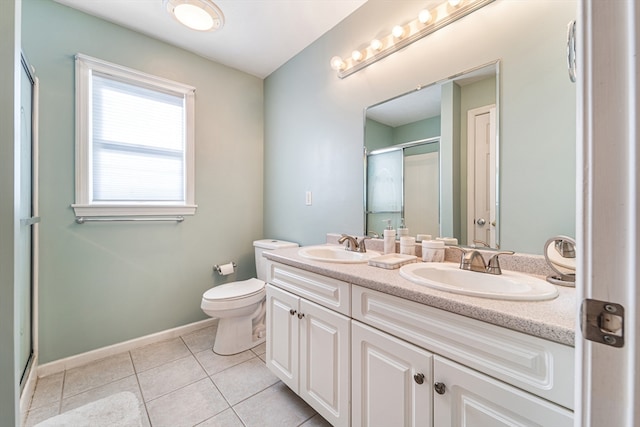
397, 218, 409, 237
383, 219, 396, 254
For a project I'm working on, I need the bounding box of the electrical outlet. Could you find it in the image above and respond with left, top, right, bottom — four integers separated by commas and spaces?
305, 191, 312, 206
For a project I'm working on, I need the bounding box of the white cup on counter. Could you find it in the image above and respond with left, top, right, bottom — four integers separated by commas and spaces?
400, 236, 416, 256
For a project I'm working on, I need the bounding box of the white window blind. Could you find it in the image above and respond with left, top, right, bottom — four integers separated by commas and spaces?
92, 74, 185, 202
73, 54, 197, 218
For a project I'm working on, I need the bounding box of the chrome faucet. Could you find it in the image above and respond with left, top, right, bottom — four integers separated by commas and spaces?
472, 239, 489, 248
338, 234, 370, 253
454, 247, 514, 275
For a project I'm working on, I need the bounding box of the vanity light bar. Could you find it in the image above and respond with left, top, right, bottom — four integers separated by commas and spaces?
330, 0, 495, 79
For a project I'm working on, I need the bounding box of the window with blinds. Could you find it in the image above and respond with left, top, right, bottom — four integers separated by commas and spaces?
72, 54, 197, 218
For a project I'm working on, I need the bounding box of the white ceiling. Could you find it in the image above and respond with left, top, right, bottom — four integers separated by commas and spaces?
53, 0, 368, 79
366, 64, 495, 128
366, 85, 442, 128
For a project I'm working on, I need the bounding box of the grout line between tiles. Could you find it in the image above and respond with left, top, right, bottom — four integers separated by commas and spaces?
59, 369, 135, 401
129, 351, 152, 426
57, 371, 65, 415
230, 405, 249, 427
141, 378, 200, 405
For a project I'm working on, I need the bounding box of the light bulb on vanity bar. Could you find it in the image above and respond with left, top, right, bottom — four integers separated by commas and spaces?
330, 56, 346, 71
418, 9, 432, 24
392, 25, 405, 39
370, 39, 383, 51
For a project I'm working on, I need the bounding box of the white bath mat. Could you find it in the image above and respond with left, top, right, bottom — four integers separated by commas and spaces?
35, 391, 143, 427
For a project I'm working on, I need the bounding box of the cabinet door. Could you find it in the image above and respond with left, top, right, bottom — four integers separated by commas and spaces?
433, 356, 573, 427
352, 321, 433, 427
299, 298, 351, 427
266, 284, 299, 392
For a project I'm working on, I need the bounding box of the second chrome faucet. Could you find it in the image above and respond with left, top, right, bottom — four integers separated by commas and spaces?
338, 234, 371, 253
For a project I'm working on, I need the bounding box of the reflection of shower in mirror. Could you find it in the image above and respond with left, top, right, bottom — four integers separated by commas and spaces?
366, 138, 440, 238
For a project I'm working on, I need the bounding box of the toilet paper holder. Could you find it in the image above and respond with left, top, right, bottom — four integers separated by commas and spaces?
214, 262, 237, 275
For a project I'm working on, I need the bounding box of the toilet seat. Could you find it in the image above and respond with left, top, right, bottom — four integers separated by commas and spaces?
202, 278, 265, 310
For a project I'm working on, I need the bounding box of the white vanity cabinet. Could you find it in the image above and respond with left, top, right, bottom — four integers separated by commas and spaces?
352, 285, 574, 427
265, 262, 351, 427
265, 260, 574, 427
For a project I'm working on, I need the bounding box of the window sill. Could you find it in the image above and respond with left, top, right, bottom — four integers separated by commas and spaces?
71, 204, 197, 217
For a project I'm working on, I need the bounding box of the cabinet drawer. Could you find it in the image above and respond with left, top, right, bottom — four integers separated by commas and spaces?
267, 261, 351, 316
352, 285, 574, 410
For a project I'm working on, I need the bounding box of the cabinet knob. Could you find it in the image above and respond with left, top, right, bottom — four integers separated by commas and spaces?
413, 373, 425, 384
289, 309, 297, 316
434, 382, 446, 395
297, 312, 305, 319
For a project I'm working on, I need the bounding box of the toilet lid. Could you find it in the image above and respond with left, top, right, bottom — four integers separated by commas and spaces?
203, 278, 265, 301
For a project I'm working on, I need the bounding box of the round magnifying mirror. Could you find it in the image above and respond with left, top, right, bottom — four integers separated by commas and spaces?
543, 235, 576, 287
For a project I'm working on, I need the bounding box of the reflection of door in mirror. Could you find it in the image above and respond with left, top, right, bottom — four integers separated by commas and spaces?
467, 105, 496, 247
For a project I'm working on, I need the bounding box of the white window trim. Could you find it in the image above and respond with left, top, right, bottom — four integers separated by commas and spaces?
72, 53, 197, 217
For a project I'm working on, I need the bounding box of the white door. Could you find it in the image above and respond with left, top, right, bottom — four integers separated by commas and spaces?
466, 105, 496, 247
433, 356, 572, 427
352, 321, 433, 427
265, 284, 299, 392
299, 299, 350, 427
576, 1, 640, 425
404, 151, 440, 238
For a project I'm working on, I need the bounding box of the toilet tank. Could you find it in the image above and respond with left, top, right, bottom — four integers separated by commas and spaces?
253, 239, 298, 281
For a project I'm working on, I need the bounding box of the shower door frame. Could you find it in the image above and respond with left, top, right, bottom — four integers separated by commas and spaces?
18, 51, 39, 397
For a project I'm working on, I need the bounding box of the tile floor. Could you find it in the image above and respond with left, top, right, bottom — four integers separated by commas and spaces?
24, 324, 332, 427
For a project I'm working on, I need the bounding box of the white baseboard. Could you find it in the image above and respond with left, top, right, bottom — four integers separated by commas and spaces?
37, 318, 217, 378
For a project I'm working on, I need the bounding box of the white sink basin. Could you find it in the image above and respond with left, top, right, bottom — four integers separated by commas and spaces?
399, 262, 558, 301
298, 245, 381, 263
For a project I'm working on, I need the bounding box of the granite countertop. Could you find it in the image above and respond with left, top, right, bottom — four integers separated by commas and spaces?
264, 245, 576, 347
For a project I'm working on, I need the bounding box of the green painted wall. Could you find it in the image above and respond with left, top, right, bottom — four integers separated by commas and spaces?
22, 0, 265, 363
393, 116, 441, 145
440, 81, 462, 240
365, 116, 440, 151
264, 0, 576, 254
364, 118, 393, 152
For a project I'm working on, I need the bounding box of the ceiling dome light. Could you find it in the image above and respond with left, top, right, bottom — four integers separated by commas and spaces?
165, 0, 224, 32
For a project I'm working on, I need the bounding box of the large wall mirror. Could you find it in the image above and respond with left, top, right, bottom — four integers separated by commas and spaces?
365, 61, 499, 248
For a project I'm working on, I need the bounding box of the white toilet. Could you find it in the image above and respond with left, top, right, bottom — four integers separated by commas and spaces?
201, 239, 298, 355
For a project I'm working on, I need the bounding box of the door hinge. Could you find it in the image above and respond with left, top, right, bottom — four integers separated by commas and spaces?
580, 299, 624, 347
